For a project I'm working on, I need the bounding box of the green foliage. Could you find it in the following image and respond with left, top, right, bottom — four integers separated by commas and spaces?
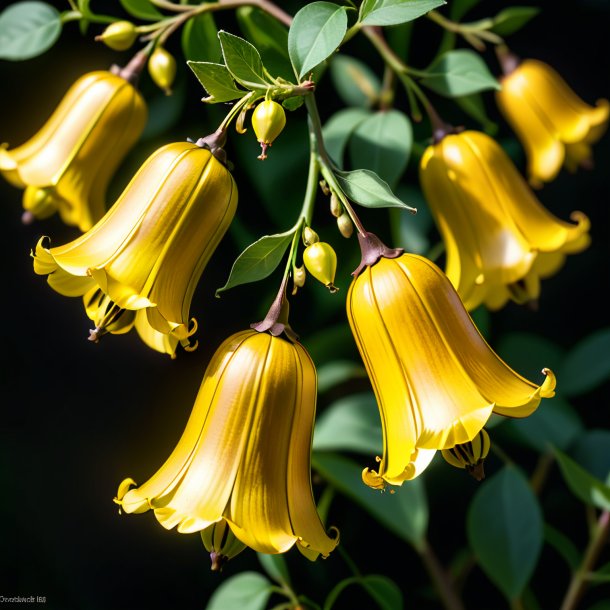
188, 61, 247, 102
206, 572, 273, 610
335, 168, 416, 210
119, 0, 162, 21
359, 0, 447, 26
182, 12, 221, 63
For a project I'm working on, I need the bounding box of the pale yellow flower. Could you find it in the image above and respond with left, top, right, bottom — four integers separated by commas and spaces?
346, 238, 556, 489
0, 70, 147, 231
419, 130, 590, 312
496, 58, 609, 187
33, 140, 237, 357
115, 329, 339, 559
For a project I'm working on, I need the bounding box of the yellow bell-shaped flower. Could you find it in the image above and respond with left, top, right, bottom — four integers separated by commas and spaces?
115, 329, 339, 559
495, 56, 609, 187
419, 129, 590, 312
0, 70, 147, 231
33, 139, 238, 357
346, 234, 556, 490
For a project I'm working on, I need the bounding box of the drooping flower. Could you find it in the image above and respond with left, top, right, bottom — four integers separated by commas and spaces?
346, 233, 556, 490
419, 129, 590, 312
115, 329, 339, 559
495, 54, 609, 187
32, 137, 238, 357
0, 68, 147, 231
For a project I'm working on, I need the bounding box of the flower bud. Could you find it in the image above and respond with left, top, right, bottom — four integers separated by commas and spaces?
441, 428, 490, 481
302, 226, 319, 246
330, 192, 342, 217
148, 46, 176, 95
200, 520, 247, 572
95, 21, 138, 51
251, 99, 286, 160
292, 264, 306, 295
337, 212, 353, 238
303, 242, 338, 293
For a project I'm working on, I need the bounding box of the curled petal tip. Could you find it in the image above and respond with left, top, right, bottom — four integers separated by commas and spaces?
540, 368, 556, 398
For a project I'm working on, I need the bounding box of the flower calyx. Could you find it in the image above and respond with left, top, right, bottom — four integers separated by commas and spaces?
200, 521, 247, 572
192, 129, 229, 165
352, 232, 403, 277
251, 277, 299, 342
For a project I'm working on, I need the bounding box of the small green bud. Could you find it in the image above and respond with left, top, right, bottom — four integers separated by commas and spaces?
337, 212, 353, 238
95, 21, 138, 51
302, 226, 319, 246
303, 241, 338, 293
148, 46, 176, 95
330, 192, 342, 217
251, 99, 286, 160
292, 265, 306, 295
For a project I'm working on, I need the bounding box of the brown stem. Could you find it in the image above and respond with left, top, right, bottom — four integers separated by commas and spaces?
419, 539, 465, 610
111, 49, 149, 85
250, 275, 298, 341
495, 44, 521, 77
529, 452, 554, 496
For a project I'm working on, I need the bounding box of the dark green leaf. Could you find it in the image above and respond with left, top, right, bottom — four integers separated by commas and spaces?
288, 2, 348, 80
330, 53, 381, 107
219, 30, 270, 89
317, 360, 367, 394
390, 185, 432, 255
119, 0, 162, 21
335, 168, 416, 211
454, 92, 498, 134
322, 108, 371, 168
206, 572, 272, 610
257, 553, 290, 587
467, 466, 543, 600
181, 12, 221, 63
312, 452, 428, 548
421, 49, 501, 97
557, 327, 610, 397
313, 392, 382, 455
187, 61, 246, 103
216, 231, 295, 295
324, 575, 404, 610
587, 602, 610, 610
504, 396, 583, 453
543, 524, 581, 571
449, 0, 481, 19
553, 447, 610, 512
570, 430, 610, 482
490, 7, 540, 36
348, 110, 412, 188
0, 1, 61, 60
282, 96, 304, 111
360, 0, 446, 26
589, 562, 610, 585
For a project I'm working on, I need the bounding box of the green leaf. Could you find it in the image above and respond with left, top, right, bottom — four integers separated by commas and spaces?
257, 553, 290, 587
317, 360, 367, 394
0, 1, 61, 60
335, 168, 416, 211
360, 0, 446, 26
219, 30, 270, 90
182, 12, 221, 63
543, 524, 581, 571
348, 110, 412, 189
553, 447, 610, 512
588, 601, 610, 610
504, 396, 584, 453
322, 108, 371, 168
454, 92, 498, 134
557, 327, 610, 397
570, 430, 610, 483
420, 49, 501, 97
449, 0, 481, 19
467, 466, 543, 600
236, 6, 293, 82
330, 53, 381, 107
324, 575, 404, 610
589, 562, 610, 585
205, 572, 272, 610
313, 392, 382, 455
288, 2, 348, 80
119, 0, 162, 21
312, 452, 428, 548
489, 7, 540, 36
187, 61, 246, 103
216, 231, 295, 295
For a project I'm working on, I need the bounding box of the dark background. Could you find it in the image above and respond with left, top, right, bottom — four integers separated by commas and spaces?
1, 1, 609, 609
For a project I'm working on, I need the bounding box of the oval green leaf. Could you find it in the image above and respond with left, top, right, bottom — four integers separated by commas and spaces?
205, 572, 272, 610
359, 0, 446, 26
322, 107, 371, 168
330, 53, 381, 107
312, 451, 428, 548
182, 12, 221, 63
348, 109, 413, 188
0, 1, 61, 61
187, 61, 246, 103
317, 359, 367, 394
288, 2, 348, 80
490, 6, 540, 36
420, 49, 501, 97
216, 231, 295, 295
257, 553, 291, 587
119, 0, 162, 21
570, 429, 610, 482
219, 30, 270, 89
557, 327, 610, 397
467, 466, 543, 600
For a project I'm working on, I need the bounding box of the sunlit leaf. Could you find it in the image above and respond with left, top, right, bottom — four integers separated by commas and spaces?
335, 168, 416, 210
0, 1, 61, 60
119, 0, 162, 20
322, 108, 371, 168
312, 452, 428, 548
288, 1, 348, 80
467, 466, 543, 600
420, 49, 501, 97
216, 231, 295, 295
219, 30, 270, 89
205, 572, 272, 610
187, 61, 246, 103
182, 12, 221, 63
330, 53, 381, 107
359, 0, 446, 26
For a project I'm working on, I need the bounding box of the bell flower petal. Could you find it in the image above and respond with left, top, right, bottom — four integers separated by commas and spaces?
419, 130, 590, 311
115, 329, 338, 559
346, 249, 555, 488
1, 70, 147, 231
